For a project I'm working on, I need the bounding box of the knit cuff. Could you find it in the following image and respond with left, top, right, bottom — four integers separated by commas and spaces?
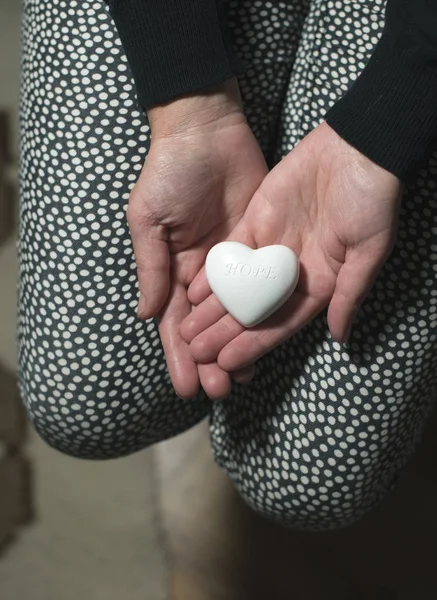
106, 0, 247, 110
325, 28, 437, 179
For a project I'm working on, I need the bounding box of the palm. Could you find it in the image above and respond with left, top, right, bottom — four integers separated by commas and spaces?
181, 122, 402, 374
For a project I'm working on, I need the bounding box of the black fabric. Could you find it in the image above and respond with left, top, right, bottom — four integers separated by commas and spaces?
20, 0, 437, 530
104, 0, 246, 109
324, 0, 437, 179
104, 0, 437, 180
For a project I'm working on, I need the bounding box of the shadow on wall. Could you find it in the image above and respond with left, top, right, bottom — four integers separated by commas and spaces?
0, 108, 33, 556
0, 110, 16, 245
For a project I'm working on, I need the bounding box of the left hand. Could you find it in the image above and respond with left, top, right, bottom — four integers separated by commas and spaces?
180, 122, 403, 376
129, 79, 269, 399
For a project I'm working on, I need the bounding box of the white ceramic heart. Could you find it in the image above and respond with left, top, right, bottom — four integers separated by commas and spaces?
205, 241, 299, 327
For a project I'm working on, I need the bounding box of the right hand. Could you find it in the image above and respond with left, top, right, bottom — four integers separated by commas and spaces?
128, 79, 268, 400
181, 121, 402, 372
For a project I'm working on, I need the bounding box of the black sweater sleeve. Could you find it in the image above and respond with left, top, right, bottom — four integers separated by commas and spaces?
104, 0, 437, 180
325, 0, 437, 179
103, 0, 246, 110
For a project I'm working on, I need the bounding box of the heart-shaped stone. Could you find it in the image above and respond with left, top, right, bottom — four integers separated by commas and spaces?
205, 241, 299, 327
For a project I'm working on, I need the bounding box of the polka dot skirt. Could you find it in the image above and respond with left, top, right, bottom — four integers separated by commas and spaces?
18, 0, 437, 530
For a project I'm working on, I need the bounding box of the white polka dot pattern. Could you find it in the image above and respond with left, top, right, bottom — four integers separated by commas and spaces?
18, 0, 211, 458
210, 0, 437, 529
18, 0, 437, 529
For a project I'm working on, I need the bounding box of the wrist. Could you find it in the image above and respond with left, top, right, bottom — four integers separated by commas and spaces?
147, 77, 246, 138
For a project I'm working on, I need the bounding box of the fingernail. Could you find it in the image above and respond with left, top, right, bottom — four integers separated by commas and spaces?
137, 292, 146, 317
342, 325, 352, 344
342, 314, 357, 344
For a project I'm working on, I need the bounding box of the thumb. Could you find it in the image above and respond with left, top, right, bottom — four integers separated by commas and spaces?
327, 244, 388, 343
127, 206, 170, 319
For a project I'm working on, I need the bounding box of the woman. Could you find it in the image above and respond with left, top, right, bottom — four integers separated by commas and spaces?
17, 0, 437, 529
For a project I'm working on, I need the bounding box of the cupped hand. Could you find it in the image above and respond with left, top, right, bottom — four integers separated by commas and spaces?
128, 88, 269, 399
181, 122, 403, 374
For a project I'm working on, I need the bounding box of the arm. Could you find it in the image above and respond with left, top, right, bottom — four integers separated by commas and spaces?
103, 2, 265, 400
325, 0, 437, 179
103, 0, 246, 111
105, 0, 437, 177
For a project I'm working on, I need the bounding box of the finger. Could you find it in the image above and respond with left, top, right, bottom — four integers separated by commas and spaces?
187, 217, 255, 305
217, 291, 322, 371
327, 244, 389, 343
180, 293, 229, 343
197, 362, 232, 401
187, 265, 211, 306
230, 364, 256, 384
127, 202, 170, 319
189, 312, 245, 363
157, 280, 200, 399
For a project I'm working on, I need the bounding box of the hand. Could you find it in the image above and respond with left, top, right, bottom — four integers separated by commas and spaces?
128, 79, 269, 399
180, 122, 403, 375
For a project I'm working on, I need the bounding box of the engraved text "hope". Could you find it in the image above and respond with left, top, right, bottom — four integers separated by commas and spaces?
224, 262, 277, 279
